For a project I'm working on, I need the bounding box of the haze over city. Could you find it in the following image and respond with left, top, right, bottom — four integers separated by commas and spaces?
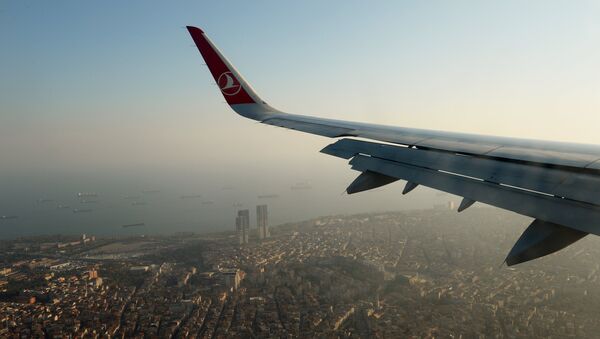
2, 1, 600, 238
4, 2, 600, 338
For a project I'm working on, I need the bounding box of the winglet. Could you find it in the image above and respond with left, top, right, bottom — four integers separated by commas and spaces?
186, 26, 274, 120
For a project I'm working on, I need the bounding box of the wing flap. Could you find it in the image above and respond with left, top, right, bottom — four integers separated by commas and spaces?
414, 138, 501, 154
348, 154, 600, 236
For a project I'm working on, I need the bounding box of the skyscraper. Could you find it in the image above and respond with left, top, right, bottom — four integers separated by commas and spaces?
256, 204, 269, 240
236, 209, 250, 244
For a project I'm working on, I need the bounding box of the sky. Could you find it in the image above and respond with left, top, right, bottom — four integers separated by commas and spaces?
1, 1, 600, 236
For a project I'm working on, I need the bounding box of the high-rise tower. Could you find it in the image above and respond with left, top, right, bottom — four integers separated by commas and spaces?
256, 204, 269, 240
236, 209, 250, 244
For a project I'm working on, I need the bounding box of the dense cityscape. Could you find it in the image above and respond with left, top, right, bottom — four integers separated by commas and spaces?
4, 2, 600, 338
1, 205, 600, 338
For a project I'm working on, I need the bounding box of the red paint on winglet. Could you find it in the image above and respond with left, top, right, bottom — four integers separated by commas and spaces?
186, 26, 203, 34
187, 26, 255, 105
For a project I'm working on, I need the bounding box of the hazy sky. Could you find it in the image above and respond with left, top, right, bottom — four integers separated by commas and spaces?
1, 1, 600, 235
2, 1, 600, 170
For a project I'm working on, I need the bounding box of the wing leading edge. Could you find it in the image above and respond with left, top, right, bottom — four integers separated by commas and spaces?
186, 26, 600, 265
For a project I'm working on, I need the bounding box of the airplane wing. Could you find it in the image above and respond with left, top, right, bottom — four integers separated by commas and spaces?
187, 26, 600, 265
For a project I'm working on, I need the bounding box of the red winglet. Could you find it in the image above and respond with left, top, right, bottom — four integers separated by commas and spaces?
187, 26, 256, 105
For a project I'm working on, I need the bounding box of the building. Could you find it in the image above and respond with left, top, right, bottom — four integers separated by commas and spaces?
256, 204, 270, 240
50, 262, 71, 270
130, 266, 150, 272
88, 268, 98, 280
236, 209, 250, 244
91, 277, 103, 288
222, 269, 244, 291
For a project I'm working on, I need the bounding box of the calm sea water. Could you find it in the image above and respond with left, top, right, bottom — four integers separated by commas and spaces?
0, 170, 446, 239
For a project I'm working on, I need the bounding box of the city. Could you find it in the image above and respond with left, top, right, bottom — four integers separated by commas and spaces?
4, 2, 600, 338
1, 205, 599, 338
